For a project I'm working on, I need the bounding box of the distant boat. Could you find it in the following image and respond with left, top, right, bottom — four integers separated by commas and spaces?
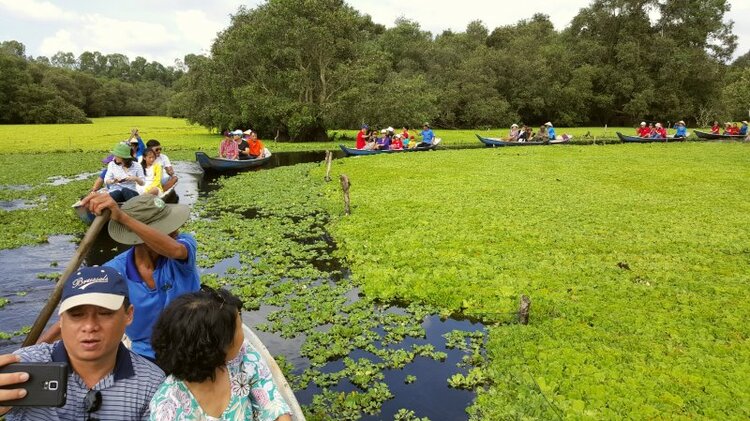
694, 130, 747, 140
195, 151, 271, 171
339, 143, 437, 156
475, 134, 570, 147
616, 132, 686, 143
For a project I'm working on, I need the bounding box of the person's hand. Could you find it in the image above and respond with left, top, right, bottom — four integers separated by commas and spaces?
80, 191, 122, 220
0, 354, 28, 415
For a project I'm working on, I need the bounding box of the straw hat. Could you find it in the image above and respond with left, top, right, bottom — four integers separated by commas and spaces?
109, 195, 190, 245
544, 122, 553, 127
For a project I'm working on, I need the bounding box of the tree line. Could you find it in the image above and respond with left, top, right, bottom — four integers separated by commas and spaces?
171, 0, 749, 141
0, 40, 183, 124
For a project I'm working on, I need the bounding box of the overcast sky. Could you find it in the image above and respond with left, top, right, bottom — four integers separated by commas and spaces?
0, 0, 747, 66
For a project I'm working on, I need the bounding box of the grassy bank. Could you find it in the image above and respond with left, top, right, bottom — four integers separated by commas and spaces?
318, 143, 750, 418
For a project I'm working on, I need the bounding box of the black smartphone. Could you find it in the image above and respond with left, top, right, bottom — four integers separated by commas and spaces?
0, 362, 68, 407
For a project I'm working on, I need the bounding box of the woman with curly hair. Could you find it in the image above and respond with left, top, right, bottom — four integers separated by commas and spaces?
149, 287, 292, 421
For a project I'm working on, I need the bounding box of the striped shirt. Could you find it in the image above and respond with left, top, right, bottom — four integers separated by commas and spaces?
8, 341, 164, 421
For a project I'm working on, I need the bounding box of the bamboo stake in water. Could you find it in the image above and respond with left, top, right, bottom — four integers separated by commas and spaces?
23, 210, 110, 347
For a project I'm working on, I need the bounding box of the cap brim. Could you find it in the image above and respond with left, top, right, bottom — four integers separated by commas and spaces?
59, 293, 125, 315
108, 203, 191, 245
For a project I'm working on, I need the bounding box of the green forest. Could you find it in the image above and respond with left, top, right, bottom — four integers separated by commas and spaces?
1, 0, 749, 140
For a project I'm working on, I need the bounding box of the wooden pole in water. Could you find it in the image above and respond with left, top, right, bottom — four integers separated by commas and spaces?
518, 295, 531, 325
340, 174, 350, 215
324, 151, 333, 182
23, 210, 111, 346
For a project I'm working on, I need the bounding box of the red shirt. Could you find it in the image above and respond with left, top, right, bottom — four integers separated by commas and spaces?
391, 139, 404, 150
711, 125, 720, 134
637, 127, 650, 137
356, 130, 366, 149
657, 127, 667, 138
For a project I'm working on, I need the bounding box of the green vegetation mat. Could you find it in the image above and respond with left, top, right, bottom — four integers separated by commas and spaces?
0, 115, 701, 154
317, 143, 750, 418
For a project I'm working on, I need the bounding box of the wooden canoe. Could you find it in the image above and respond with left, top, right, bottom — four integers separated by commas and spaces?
339, 143, 437, 156
475, 134, 570, 147
616, 132, 686, 143
242, 324, 305, 420
72, 187, 178, 225
195, 151, 272, 171
694, 130, 747, 140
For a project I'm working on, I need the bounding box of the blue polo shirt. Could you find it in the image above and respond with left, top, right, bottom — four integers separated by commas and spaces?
547, 127, 556, 140
420, 129, 434, 144
104, 233, 200, 359
9, 341, 164, 420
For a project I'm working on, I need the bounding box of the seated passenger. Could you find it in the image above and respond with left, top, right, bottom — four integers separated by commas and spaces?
710, 121, 720, 134
150, 287, 292, 421
246, 131, 265, 159
637, 122, 650, 138
507, 124, 520, 141
375, 129, 391, 150
545, 122, 556, 140
356, 125, 368, 150
0, 266, 164, 420
137, 147, 163, 196
651, 123, 667, 139
517, 125, 530, 142
740, 121, 749, 136
105, 143, 145, 202
219, 131, 239, 160
391, 134, 404, 150
674, 121, 688, 138
533, 125, 547, 141
730, 123, 740, 135
145, 140, 177, 190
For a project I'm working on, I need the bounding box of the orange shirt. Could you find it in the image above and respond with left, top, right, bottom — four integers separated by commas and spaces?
248, 139, 264, 157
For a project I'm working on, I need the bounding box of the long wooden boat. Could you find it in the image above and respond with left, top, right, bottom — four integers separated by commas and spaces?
694, 130, 747, 140
195, 151, 272, 171
72, 187, 178, 225
475, 134, 570, 147
242, 324, 305, 420
616, 132, 686, 143
339, 143, 437, 156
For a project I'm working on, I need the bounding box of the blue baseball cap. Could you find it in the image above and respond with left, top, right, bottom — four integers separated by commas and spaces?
59, 266, 129, 315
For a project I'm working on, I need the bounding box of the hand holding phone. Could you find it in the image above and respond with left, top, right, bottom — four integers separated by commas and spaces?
0, 360, 68, 408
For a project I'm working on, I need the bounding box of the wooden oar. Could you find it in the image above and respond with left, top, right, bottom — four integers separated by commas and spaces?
22, 209, 111, 347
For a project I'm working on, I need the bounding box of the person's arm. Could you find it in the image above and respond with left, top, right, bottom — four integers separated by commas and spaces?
36, 321, 61, 344
81, 192, 188, 259
104, 163, 118, 185
130, 165, 145, 186
0, 354, 29, 416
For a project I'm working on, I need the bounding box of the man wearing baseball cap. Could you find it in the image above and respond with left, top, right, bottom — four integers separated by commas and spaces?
0, 266, 164, 420
40, 193, 200, 361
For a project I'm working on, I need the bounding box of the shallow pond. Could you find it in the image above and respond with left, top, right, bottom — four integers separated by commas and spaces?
0, 150, 486, 420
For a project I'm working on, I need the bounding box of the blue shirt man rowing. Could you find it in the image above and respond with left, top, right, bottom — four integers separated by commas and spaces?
417, 123, 435, 148
39, 194, 200, 361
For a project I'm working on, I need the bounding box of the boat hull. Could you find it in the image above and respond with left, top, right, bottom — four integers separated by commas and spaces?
616, 132, 686, 143
339, 144, 437, 156
475, 134, 569, 147
694, 130, 746, 140
195, 151, 271, 171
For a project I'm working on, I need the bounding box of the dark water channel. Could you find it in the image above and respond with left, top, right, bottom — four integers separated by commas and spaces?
0, 150, 484, 420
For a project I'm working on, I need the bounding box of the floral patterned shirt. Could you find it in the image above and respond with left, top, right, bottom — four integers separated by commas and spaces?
149, 342, 292, 421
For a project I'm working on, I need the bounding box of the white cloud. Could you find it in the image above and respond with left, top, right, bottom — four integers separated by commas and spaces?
38, 29, 76, 56
174, 9, 223, 50
0, 0, 76, 21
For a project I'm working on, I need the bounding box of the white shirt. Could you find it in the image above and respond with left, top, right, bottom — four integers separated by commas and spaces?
105, 161, 144, 192
156, 153, 172, 169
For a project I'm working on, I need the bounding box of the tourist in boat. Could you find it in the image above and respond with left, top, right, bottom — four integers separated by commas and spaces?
375, 129, 391, 150
219, 131, 239, 160
517, 125, 530, 142
401, 126, 412, 147
138, 147, 164, 196
130, 138, 144, 162
637, 122, 650, 138
245, 131, 266, 159
363, 130, 377, 150
740, 121, 749, 136
391, 134, 404, 150
648, 123, 657, 138
355, 124, 368, 149
416, 123, 435, 148
711, 121, 721, 134
651, 123, 667, 139
730, 122, 740, 135
149, 287, 292, 421
145, 139, 178, 190
532, 125, 547, 142
0, 266, 165, 420
722, 122, 733, 135
545, 122, 556, 140
507, 124, 520, 141
130, 128, 146, 159
105, 143, 145, 202
674, 121, 688, 138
